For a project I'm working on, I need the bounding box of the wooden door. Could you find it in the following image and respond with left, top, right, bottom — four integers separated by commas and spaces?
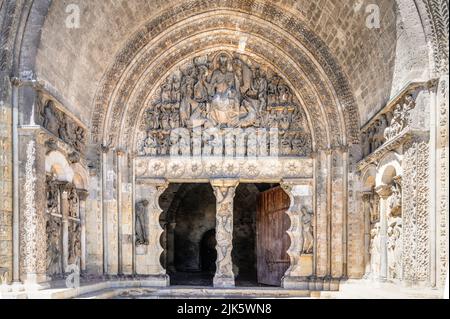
256, 187, 291, 286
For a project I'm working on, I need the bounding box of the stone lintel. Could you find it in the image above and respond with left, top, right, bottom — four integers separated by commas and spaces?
136, 178, 167, 186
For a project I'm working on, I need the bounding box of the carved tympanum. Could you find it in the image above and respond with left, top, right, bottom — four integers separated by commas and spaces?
137, 51, 312, 157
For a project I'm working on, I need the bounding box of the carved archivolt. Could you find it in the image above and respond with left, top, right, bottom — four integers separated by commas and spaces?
91, 0, 360, 152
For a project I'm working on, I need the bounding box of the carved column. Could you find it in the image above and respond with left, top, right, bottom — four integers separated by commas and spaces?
362, 192, 373, 277
376, 185, 392, 282
211, 179, 238, 288
19, 129, 48, 289
77, 190, 88, 273
281, 181, 314, 289
59, 183, 70, 273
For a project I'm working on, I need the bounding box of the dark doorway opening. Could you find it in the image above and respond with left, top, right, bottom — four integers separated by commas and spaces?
200, 229, 217, 273
160, 183, 289, 287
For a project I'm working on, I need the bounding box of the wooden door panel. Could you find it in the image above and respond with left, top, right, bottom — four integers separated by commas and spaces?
256, 187, 291, 286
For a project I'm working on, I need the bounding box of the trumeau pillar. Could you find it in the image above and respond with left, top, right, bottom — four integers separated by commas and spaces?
376, 185, 392, 282
211, 179, 238, 288
135, 179, 169, 286
281, 180, 314, 290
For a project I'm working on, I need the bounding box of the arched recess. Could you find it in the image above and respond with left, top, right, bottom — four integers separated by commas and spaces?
361, 165, 378, 190
376, 152, 403, 187
71, 163, 89, 190
88, 3, 359, 285
45, 151, 74, 182
90, 4, 362, 150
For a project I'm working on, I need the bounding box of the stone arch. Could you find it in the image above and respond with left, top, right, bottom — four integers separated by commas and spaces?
71, 163, 89, 190
89, 3, 362, 149
361, 164, 378, 189
45, 151, 74, 182
376, 152, 403, 187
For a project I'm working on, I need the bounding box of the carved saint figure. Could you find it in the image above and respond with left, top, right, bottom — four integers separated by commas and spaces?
136, 200, 150, 246
46, 175, 60, 215
46, 216, 62, 276
388, 182, 402, 217
301, 208, 314, 254
67, 186, 79, 218
73, 126, 85, 153
42, 101, 60, 135
387, 218, 402, 280
68, 222, 81, 266
267, 76, 280, 107
369, 223, 381, 279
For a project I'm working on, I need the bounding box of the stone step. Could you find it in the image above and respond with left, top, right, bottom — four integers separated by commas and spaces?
77, 287, 312, 299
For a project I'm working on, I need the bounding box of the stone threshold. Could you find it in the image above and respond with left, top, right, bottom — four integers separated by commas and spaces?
319, 279, 444, 299
1, 280, 313, 299
78, 286, 313, 299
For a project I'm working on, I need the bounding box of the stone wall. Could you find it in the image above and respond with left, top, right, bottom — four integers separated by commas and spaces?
34, 0, 402, 128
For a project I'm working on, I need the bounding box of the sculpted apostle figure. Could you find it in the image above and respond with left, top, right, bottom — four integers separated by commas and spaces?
301, 208, 314, 254
136, 200, 150, 246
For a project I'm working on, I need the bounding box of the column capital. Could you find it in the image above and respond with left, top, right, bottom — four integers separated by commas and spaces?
210, 179, 239, 188
76, 189, 89, 201
115, 148, 126, 157
56, 181, 70, 193
375, 185, 392, 199
393, 175, 402, 186
361, 192, 373, 202
281, 180, 312, 197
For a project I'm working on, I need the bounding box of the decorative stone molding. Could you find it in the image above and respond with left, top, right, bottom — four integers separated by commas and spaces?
280, 181, 314, 288
402, 137, 431, 284
135, 157, 313, 182
358, 128, 413, 172
211, 179, 238, 288
423, 0, 449, 74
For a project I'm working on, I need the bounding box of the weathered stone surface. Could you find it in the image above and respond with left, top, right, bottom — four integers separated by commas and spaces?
0, 0, 447, 299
